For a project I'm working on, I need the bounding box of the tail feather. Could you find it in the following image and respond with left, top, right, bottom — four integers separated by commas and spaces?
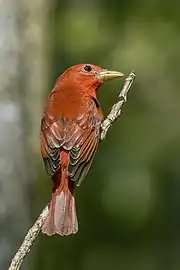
42, 170, 78, 236
54, 190, 78, 235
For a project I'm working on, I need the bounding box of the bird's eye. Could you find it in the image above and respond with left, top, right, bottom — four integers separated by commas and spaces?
84, 65, 92, 72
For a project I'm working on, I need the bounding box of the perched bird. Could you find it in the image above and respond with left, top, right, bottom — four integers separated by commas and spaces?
40, 64, 123, 236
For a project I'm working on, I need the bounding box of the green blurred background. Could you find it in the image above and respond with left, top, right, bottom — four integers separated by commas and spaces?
2, 0, 180, 269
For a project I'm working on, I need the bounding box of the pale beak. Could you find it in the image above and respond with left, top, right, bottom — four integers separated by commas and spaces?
96, 69, 124, 81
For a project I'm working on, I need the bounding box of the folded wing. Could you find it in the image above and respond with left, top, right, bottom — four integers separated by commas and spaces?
41, 98, 101, 186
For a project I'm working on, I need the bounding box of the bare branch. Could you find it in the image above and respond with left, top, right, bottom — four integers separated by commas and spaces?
8, 71, 135, 270
101, 71, 135, 140
8, 206, 49, 270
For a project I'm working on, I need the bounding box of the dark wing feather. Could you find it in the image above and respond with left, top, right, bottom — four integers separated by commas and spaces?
41, 98, 102, 186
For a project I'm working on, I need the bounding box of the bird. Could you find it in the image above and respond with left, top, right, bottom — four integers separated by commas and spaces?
40, 63, 123, 236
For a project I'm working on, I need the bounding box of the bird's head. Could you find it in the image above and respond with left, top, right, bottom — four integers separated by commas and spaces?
60, 64, 124, 92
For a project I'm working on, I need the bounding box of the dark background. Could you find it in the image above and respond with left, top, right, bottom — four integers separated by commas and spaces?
1, 0, 180, 269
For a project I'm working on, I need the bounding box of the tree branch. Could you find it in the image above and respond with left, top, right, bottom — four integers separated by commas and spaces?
101, 71, 135, 140
9, 205, 49, 270
8, 71, 135, 270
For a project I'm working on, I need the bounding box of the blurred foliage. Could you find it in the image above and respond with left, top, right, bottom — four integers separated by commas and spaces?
32, 0, 180, 269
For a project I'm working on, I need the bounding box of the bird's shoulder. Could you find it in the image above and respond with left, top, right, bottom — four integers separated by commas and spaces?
42, 91, 101, 129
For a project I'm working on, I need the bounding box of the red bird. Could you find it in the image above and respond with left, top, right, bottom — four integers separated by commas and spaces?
40, 64, 123, 236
